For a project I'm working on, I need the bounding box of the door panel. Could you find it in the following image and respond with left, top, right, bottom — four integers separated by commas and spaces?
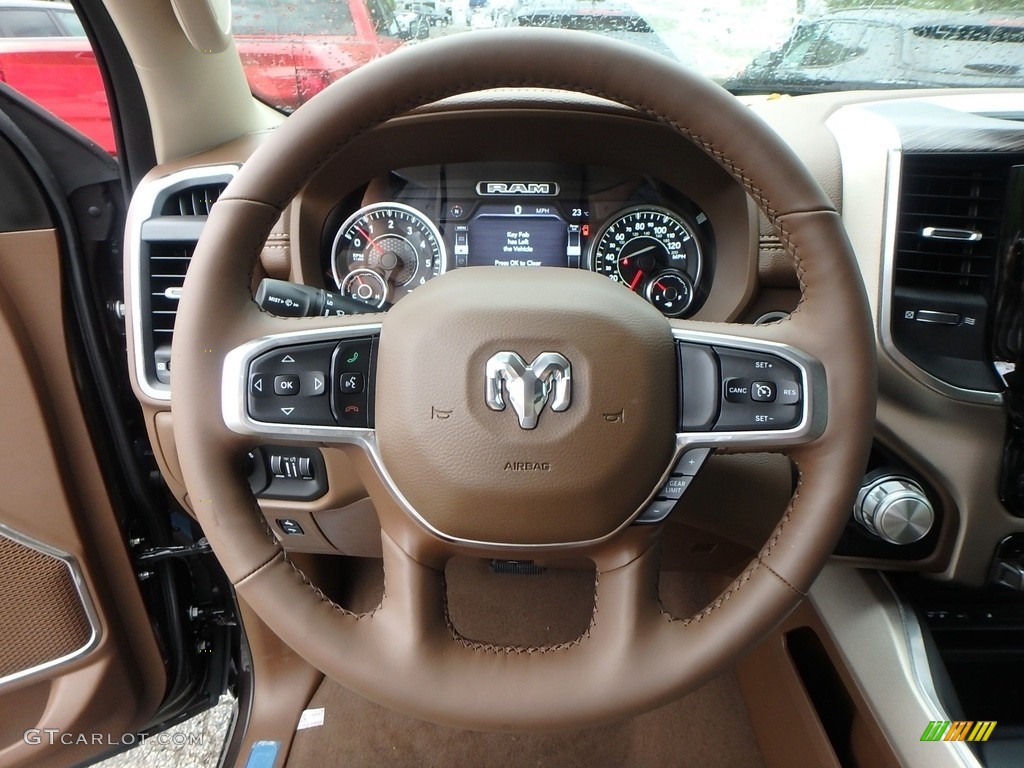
0, 144, 164, 766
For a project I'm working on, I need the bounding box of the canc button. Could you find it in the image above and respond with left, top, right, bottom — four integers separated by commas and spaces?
724, 379, 750, 402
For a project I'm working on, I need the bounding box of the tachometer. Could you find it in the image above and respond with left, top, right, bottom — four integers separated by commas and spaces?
331, 202, 446, 303
588, 205, 702, 315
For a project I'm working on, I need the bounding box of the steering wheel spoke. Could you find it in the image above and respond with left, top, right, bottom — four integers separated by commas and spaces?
172, 29, 876, 730
222, 322, 382, 445
670, 320, 827, 455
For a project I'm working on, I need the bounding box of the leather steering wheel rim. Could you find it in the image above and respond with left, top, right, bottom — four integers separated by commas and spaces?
172, 28, 876, 730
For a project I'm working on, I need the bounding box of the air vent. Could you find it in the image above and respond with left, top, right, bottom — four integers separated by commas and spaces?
147, 241, 195, 384
894, 154, 1009, 296
160, 183, 226, 216
889, 153, 1012, 394
130, 166, 237, 398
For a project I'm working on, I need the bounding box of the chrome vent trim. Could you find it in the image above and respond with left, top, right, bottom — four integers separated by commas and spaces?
126, 165, 239, 401
894, 154, 1006, 295
825, 103, 1003, 405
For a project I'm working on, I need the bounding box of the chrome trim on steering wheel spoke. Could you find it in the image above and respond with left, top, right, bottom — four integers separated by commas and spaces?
222, 323, 382, 444
670, 326, 827, 451
223, 322, 825, 550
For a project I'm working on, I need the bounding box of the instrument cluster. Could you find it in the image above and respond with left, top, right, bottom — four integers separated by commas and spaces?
323, 162, 715, 317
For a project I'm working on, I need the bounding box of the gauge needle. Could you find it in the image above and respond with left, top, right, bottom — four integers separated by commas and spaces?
619, 244, 657, 262
356, 226, 385, 258
628, 270, 645, 291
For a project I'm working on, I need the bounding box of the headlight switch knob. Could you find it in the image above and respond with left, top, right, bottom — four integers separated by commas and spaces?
854, 470, 934, 545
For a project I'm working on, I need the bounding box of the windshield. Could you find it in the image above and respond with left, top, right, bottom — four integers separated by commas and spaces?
229, 0, 1024, 111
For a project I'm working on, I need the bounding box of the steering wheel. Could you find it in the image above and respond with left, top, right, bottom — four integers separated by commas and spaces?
173, 29, 875, 730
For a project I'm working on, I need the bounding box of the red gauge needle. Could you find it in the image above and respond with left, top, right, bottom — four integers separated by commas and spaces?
628, 270, 645, 291
356, 226, 385, 258
655, 281, 666, 291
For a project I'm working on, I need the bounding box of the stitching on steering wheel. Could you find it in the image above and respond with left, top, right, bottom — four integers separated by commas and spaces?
227, 58, 824, 648
440, 569, 600, 655
658, 460, 805, 626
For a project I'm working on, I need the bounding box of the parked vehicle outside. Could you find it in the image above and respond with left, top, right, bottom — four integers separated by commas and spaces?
0, 0, 410, 153
0, 1, 113, 150
726, 8, 1024, 93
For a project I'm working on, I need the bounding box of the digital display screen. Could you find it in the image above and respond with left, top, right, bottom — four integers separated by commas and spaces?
466, 211, 568, 268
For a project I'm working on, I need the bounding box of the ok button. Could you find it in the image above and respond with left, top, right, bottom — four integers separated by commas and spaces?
274, 374, 300, 396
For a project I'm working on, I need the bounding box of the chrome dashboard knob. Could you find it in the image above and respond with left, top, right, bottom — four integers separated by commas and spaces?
854, 471, 934, 545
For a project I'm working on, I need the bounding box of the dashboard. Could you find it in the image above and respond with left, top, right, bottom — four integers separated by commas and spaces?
321, 163, 713, 317
125, 91, 1024, 587
116, 86, 1024, 765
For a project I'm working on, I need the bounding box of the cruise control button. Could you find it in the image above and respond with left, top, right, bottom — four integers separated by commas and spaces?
751, 381, 776, 402
777, 381, 801, 405
724, 379, 750, 402
713, 347, 803, 432
715, 404, 801, 431
274, 374, 300, 396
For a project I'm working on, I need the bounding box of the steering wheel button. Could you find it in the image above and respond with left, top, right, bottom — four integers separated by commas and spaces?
335, 398, 368, 428
248, 390, 336, 426
340, 372, 365, 394
660, 476, 692, 500
250, 373, 269, 397
274, 374, 300, 396
302, 371, 327, 396
634, 498, 677, 525
724, 379, 750, 402
715, 403, 801, 431
673, 448, 710, 476
677, 342, 720, 431
251, 342, 337, 377
334, 341, 371, 374
777, 381, 801, 405
750, 381, 776, 402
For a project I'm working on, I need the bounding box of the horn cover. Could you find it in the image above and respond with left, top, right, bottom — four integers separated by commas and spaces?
376, 267, 676, 545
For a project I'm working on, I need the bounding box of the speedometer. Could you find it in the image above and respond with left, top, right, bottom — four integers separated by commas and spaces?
588, 205, 702, 316
331, 202, 446, 304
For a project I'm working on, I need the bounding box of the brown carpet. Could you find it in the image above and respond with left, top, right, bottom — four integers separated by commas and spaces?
284, 563, 766, 768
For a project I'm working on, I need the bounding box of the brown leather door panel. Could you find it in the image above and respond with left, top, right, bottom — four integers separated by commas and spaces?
0, 155, 164, 765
